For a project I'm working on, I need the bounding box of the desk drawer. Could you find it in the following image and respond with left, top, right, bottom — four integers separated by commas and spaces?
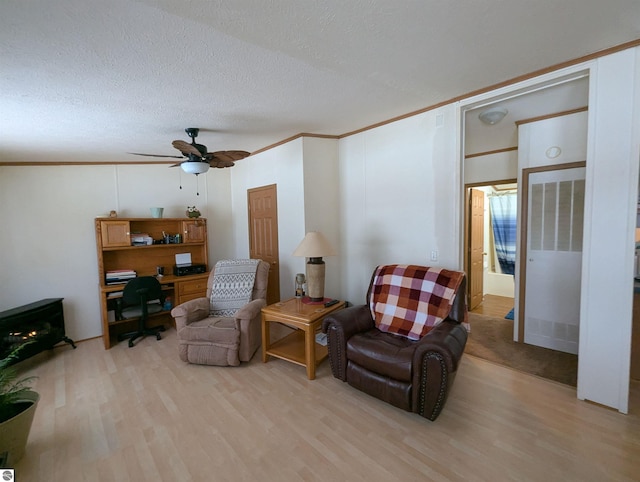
178, 279, 208, 297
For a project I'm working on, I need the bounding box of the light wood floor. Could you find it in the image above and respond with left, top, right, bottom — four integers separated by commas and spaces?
13, 328, 640, 481
470, 294, 514, 318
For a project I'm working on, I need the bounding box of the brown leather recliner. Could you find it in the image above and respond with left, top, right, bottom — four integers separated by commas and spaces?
322, 265, 468, 421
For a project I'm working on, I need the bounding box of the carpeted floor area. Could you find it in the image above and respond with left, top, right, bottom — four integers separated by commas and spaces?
465, 312, 578, 386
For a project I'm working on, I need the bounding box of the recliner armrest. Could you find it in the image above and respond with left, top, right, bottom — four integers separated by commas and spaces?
412, 320, 467, 372
171, 297, 210, 330
322, 305, 374, 381
411, 319, 468, 420
234, 298, 266, 322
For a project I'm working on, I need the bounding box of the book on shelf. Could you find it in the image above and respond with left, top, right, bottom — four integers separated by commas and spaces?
106, 275, 136, 281
106, 270, 137, 283
105, 269, 137, 285
106, 269, 136, 277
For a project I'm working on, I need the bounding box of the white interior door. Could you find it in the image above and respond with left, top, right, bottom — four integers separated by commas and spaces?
524, 167, 585, 354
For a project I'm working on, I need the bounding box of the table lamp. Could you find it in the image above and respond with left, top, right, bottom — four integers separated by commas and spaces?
293, 231, 336, 301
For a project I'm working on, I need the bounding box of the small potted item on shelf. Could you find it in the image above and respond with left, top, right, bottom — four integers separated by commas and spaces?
186, 206, 201, 218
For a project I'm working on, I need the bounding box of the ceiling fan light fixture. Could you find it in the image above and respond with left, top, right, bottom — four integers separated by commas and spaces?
180, 160, 210, 175
478, 107, 508, 125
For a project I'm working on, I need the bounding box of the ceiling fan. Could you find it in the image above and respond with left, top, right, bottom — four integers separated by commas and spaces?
129, 127, 250, 175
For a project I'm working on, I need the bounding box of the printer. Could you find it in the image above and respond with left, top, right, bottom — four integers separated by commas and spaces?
173, 252, 206, 276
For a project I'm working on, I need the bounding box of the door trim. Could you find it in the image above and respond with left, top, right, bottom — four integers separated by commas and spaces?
517, 161, 586, 342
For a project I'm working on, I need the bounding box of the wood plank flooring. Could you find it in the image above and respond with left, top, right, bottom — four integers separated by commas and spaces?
470, 294, 514, 318
13, 328, 640, 481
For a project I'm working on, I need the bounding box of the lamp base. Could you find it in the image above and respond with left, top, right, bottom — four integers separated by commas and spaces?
306, 258, 325, 302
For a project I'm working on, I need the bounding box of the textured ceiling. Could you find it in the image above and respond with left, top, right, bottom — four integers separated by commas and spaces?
1, 0, 639, 163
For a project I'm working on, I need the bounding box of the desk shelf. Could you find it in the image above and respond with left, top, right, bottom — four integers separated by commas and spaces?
101, 242, 205, 252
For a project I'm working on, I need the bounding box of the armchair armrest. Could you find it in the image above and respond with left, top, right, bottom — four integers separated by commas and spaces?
171, 297, 210, 331
235, 298, 266, 324
235, 298, 267, 363
322, 305, 375, 381
234, 298, 267, 335
411, 319, 468, 420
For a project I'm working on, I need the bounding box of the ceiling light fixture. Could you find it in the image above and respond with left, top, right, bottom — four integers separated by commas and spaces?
180, 160, 210, 175
478, 107, 508, 125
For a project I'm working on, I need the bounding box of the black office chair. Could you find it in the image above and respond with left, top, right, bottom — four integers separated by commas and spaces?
117, 276, 166, 347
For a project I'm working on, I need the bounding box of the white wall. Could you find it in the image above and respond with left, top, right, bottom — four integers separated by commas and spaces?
229, 138, 306, 300
227, 136, 341, 301
0, 163, 213, 341
338, 105, 460, 305
464, 150, 518, 185
301, 137, 341, 299
578, 48, 640, 412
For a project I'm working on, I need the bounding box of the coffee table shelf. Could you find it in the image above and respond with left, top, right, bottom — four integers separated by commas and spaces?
267, 330, 328, 366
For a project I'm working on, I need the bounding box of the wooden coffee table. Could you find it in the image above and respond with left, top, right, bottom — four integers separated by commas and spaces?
261, 297, 345, 379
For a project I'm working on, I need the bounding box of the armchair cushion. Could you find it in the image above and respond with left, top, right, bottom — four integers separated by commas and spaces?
369, 265, 464, 340
347, 330, 415, 382
178, 317, 239, 345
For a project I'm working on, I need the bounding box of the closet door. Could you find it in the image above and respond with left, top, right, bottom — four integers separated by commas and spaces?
523, 166, 585, 354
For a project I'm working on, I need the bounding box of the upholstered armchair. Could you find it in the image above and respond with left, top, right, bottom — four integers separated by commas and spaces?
171, 259, 269, 366
322, 264, 468, 421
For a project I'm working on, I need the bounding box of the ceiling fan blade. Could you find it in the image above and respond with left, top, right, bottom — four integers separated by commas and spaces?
169, 162, 183, 167
205, 150, 250, 163
210, 159, 235, 168
128, 152, 184, 159
172, 140, 202, 157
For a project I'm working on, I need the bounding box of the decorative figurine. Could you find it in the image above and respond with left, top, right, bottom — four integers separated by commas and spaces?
109, 210, 117, 217
186, 206, 201, 218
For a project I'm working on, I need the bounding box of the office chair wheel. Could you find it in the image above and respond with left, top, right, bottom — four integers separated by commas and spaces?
128, 339, 134, 348
156, 333, 162, 340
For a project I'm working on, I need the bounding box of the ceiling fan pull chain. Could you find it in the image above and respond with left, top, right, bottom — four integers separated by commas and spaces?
196, 173, 200, 196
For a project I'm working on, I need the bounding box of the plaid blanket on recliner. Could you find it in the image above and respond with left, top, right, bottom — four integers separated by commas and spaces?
369, 264, 464, 341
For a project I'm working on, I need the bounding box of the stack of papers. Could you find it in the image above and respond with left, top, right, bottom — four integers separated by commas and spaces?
106, 269, 136, 285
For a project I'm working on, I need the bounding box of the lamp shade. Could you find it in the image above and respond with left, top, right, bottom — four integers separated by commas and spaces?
181, 161, 210, 175
292, 231, 336, 258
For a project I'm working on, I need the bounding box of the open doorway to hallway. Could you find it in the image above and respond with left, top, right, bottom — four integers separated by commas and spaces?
465, 181, 517, 319
460, 74, 589, 386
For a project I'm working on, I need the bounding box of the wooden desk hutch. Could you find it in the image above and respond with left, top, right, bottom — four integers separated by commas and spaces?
95, 217, 209, 349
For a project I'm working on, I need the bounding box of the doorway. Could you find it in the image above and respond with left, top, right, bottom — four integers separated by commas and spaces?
465, 182, 517, 315
461, 74, 589, 386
